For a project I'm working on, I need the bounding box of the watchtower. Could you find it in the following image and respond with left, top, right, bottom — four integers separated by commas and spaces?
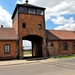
12, 0, 47, 59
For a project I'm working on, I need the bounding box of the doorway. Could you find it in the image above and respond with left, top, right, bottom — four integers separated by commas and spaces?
22, 35, 43, 58
22, 40, 32, 58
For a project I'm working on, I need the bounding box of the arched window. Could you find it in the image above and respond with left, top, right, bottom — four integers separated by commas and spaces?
4, 44, 10, 53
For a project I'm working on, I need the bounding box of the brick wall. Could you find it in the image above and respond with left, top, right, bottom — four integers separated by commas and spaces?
12, 11, 18, 35
47, 40, 75, 56
47, 41, 59, 56
18, 14, 45, 37
18, 14, 46, 58
0, 40, 17, 59
58, 40, 75, 55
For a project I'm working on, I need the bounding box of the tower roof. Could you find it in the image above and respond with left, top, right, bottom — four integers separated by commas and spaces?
12, 3, 46, 19
17, 3, 45, 9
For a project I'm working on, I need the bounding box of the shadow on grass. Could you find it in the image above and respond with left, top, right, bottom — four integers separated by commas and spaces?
53, 54, 75, 59
23, 56, 51, 61
23, 54, 75, 61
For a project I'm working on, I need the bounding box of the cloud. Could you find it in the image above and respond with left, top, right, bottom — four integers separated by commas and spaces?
55, 23, 75, 31
16, 0, 22, 4
16, 0, 35, 4
16, 0, 75, 31
16, 1, 75, 19
25, 0, 75, 31
23, 40, 31, 46
23, 40, 32, 49
51, 16, 75, 24
54, 16, 75, 31
0, 5, 12, 27
51, 16, 68, 24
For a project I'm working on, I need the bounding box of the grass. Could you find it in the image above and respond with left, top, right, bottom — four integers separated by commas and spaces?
54, 54, 75, 59
23, 50, 75, 59
23, 50, 31, 55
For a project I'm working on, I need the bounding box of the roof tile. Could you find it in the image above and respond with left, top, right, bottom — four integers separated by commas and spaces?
0, 28, 18, 40
46, 30, 75, 40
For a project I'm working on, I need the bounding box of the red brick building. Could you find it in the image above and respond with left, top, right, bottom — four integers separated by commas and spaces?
0, 27, 18, 59
46, 30, 75, 56
0, 1, 75, 60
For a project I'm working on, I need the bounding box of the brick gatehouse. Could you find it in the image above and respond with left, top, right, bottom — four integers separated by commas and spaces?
0, 0, 75, 60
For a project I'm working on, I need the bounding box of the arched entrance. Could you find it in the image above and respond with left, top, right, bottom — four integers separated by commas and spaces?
22, 40, 32, 57
22, 35, 43, 58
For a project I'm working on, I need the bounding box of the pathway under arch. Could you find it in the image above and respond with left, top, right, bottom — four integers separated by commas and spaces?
22, 35, 43, 58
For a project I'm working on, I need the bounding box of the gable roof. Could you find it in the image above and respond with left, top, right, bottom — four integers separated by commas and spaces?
0, 28, 18, 40
17, 3, 45, 9
46, 30, 75, 40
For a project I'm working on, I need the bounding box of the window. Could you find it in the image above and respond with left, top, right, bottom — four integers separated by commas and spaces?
63, 43, 68, 50
51, 43, 54, 47
38, 24, 42, 29
28, 8, 35, 14
37, 9, 44, 15
22, 23, 26, 28
73, 42, 75, 50
19, 7, 27, 13
4, 44, 10, 53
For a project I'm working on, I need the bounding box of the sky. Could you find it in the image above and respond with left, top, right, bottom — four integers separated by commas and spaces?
0, 0, 75, 47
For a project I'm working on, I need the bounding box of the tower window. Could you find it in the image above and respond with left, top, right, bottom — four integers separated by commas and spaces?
28, 8, 35, 14
22, 23, 26, 28
37, 9, 44, 15
19, 7, 27, 13
38, 24, 42, 29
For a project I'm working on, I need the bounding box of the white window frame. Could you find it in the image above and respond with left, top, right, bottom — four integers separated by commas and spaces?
4, 44, 10, 53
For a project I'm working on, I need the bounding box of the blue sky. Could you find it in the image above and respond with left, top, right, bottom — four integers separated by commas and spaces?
0, 0, 75, 47
0, 0, 75, 31
0, 0, 16, 14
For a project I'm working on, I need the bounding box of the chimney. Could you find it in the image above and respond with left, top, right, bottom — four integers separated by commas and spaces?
1, 25, 3, 28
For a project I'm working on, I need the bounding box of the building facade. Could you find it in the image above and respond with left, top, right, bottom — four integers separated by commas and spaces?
46, 30, 75, 56
0, 1, 75, 60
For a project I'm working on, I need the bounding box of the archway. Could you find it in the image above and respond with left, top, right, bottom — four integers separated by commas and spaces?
22, 35, 43, 58
22, 40, 32, 58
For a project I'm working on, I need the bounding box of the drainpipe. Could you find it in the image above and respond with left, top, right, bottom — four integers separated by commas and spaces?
17, 38, 20, 59
46, 38, 49, 57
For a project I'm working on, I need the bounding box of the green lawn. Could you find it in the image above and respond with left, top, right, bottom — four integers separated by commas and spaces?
23, 50, 31, 55
54, 54, 75, 59
23, 51, 75, 58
